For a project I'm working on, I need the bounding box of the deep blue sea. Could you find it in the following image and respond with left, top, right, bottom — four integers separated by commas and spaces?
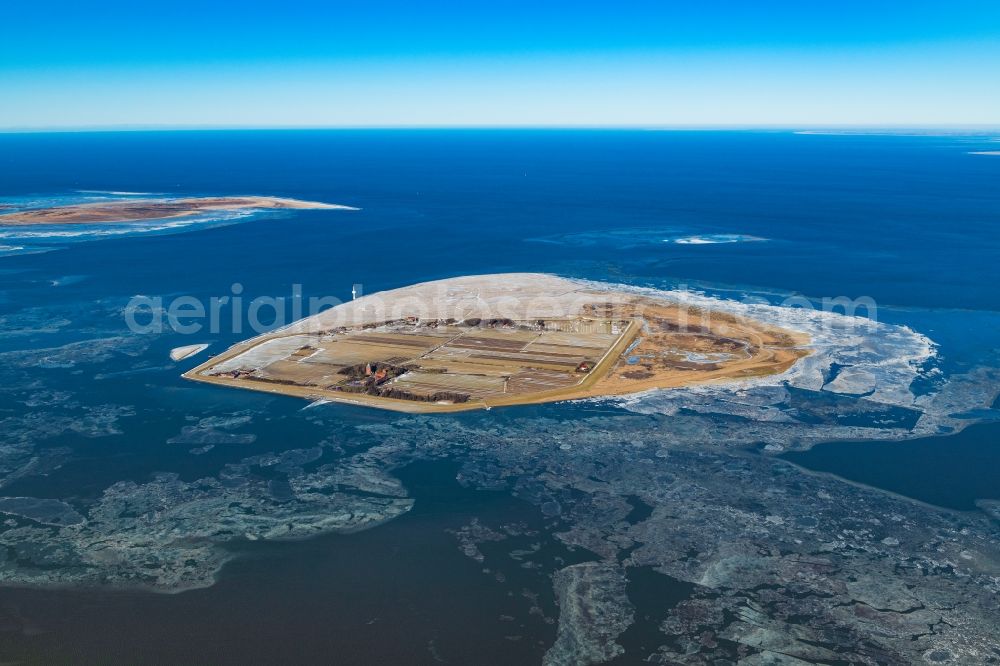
0, 130, 998, 663
3, 130, 999, 310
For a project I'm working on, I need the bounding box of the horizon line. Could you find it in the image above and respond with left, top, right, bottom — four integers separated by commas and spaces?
2, 123, 1000, 135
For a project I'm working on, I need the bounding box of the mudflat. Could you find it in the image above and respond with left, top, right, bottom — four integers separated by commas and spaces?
0, 196, 354, 225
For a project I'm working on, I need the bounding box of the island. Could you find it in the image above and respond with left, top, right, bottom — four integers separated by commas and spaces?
184, 274, 809, 412
0, 196, 355, 225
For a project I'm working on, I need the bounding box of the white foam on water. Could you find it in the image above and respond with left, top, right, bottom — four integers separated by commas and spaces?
0, 209, 255, 241
671, 234, 767, 245
571, 279, 937, 413
0, 243, 56, 257
526, 228, 767, 249
0, 192, 314, 255
75, 190, 160, 196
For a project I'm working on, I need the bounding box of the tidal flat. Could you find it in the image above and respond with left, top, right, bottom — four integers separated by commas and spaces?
0, 196, 353, 226
1, 130, 999, 664
0, 294, 997, 663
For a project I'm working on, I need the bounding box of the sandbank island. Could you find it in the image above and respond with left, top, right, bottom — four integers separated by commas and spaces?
0, 196, 355, 226
184, 274, 809, 412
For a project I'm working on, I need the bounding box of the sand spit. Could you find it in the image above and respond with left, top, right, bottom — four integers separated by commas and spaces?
170, 344, 210, 362
0, 196, 357, 226
184, 273, 809, 412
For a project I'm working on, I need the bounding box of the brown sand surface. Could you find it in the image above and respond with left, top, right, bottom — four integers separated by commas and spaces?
0, 196, 352, 225
184, 274, 810, 412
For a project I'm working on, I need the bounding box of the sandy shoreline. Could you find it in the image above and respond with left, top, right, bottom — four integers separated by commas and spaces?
0, 195, 357, 226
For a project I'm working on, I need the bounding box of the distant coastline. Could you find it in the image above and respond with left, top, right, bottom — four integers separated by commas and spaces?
0, 195, 357, 226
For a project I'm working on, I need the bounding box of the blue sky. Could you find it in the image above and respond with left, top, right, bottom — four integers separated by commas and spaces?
2, 0, 999, 128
